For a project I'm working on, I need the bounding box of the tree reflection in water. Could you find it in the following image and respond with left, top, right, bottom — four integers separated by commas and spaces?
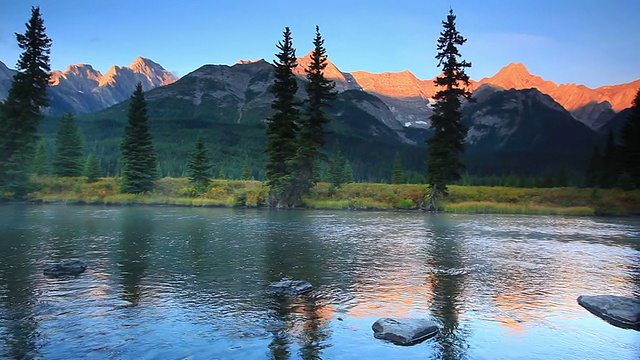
0, 208, 39, 359
264, 212, 330, 360
117, 208, 152, 305
425, 215, 470, 360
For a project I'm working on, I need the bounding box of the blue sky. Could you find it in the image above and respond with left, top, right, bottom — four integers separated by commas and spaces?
1, 0, 638, 88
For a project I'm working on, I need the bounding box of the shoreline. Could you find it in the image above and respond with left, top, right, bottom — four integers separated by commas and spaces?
7, 176, 640, 216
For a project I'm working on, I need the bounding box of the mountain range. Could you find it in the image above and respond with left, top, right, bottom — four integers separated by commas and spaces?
1, 54, 638, 181
0, 57, 177, 115
1, 55, 637, 132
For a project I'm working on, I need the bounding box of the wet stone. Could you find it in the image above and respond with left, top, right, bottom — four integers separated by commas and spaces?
43, 259, 87, 277
577, 295, 640, 329
372, 318, 439, 346
267, 278, 313, 295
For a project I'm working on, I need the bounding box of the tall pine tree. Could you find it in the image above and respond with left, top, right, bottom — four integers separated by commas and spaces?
120, 83, 158, 193
291, 26, 337, 197
264, 27, 301, 207
187, 135, 212, 191
392, 152, 403, 184
425, 9, 473, 210
53, 113, 85, 177
585, 145, 602, 188
33, 139, 49, 175
328, 142, 347, 194
0, 7, 51, 196
600, 130, 618, 189
619, 88, 640, 188
84, 152, 102, 183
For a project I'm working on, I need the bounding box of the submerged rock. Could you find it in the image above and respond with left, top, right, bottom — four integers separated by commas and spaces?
577, 295, 640, 329
372, 318, 439, 345
43, 259, 87, 277
267, 278, 313, 295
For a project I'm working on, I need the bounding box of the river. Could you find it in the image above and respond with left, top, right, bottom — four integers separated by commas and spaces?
0, 204, 638, 359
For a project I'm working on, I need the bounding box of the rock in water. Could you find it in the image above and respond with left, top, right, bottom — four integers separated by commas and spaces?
577, 295, 640, 329
267, 278, 313, 295
372, 318, 439, 345
43, 259, 87, 277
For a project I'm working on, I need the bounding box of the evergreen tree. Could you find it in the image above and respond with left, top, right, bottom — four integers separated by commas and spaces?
342, 160, 353, 184
0, 7, 51, 196
619, 88, 640, 188
186, 136, 212, 191
585, 145, 602, 188
329, 143, 347, 193
241, 161, 252, 180
392, 152, 403, 184
33, 138, 49, 175
120, 83, 158, 193
600, 130, 618, 189
425, 9, 472, 210
53, 113, 84, 177
84, 152, 101, 183
264, 27, 301, 207
291, 26, 337, 196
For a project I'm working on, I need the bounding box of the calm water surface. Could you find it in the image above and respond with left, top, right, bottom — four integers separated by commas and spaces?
0, 204, 639, 359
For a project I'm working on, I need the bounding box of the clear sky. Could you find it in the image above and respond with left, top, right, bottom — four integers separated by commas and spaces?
1, 0, 638, 88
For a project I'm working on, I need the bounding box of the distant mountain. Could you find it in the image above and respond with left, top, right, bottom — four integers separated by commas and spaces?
0, 57, 177, 115
5, 53, 637, 180
462, 86, 596, 174
93, 58, 407, 144
346, 62, 638, 131
477, 63, 639, 129
0, 60, 18, 99
49, 57, 178, 115
76, 57, 598, 180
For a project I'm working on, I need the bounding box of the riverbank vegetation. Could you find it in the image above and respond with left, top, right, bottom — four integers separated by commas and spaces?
24, 176, 640, 216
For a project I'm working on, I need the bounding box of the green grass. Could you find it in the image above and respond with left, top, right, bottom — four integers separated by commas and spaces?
23, 176, 640, 216
443, 201, 595, 216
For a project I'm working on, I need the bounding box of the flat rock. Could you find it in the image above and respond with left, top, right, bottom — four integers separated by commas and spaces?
372, 318, 439, 345
577, 295, 640, 329
267, 278, 313, 295
43, 259, 87, 277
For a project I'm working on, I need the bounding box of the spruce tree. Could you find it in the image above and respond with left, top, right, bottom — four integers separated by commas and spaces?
392, 152, 403, 184
425, 9, 473, 210
84, 152, 101, 183
600, 130, 618, 189
186, 136, 212, 191
53, 113, 85, 177
264, 27, 301, 207
328, 143, 347, 193
585, 145, 602, 188
241, 161, 252, 180
0, 7, 51, 196
292, 26, 337, 196
33, 139, 49, 175
619, 88, 640, 188
120, 83, 158, 193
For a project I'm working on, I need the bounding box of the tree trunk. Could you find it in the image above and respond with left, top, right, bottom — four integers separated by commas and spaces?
421, 184, 439, 212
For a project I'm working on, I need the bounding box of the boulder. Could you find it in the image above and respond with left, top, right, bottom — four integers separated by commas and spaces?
267, 278, 313, 295
577, 295, 640, 329
43, 259, 87, 277
372, 318, 439, 345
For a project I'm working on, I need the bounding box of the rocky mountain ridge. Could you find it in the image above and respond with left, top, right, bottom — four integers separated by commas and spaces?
0, 57, 177, 115
1, 55, 637, 132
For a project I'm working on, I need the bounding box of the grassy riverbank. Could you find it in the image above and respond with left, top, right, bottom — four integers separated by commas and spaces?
21, 176, 640, 216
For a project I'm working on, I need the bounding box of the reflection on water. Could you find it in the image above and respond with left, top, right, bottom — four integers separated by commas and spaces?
0, 205, 639, 359
0, 207, 38, 359
425, 215, 469, 360
118, 209, 152, 305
